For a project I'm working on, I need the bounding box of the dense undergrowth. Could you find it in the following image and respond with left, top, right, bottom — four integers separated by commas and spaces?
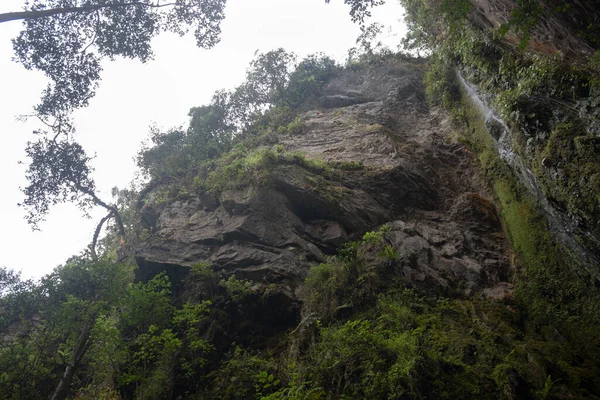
201, 221, 600, 399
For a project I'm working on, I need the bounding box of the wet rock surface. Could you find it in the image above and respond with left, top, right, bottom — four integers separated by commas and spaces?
136, 59, 513, 302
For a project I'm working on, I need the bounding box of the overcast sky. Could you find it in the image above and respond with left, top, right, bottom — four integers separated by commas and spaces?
0, 0, 406, 279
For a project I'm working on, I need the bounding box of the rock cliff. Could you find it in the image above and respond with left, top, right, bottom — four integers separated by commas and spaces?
136, 58, 512, 307
126, 3, 600, 397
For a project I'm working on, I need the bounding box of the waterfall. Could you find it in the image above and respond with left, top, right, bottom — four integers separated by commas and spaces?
456, 71, 600, 278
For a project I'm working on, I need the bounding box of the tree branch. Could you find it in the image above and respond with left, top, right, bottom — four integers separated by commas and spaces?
80, 10, 101, 56
0, 2, 177, 24
72, 181, 126, 240
89, 211, 113, 261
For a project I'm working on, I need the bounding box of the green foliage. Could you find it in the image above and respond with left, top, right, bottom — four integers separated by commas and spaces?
304, 229, 392, 321
362, 230, 382, 244
0, 259, 133, 399
424, 57, 460, 108
120, 273, 173, 335
259, 380, 324, 400
276, 116, 304, 135
0, 268, 37, 332
190, 261, 214, 278
334, 160, 364, 170
286, 278, 600, 398
208, 346, 278, 400
256, 371, 282, 395
187, 144, 334, 194
11, 0, 227, 119
324, 0, 385, 25
440, 0, 472, 28
201, 145, 280, 191
86, 314, 126, 391
137, 90, 236, 180
378, 245, 399, 262
129, 326, 182, 398
220, 275, 253, 303
283, 53, 340, 107
379, 223, 392, 232
138, 51, 341, 184
401, 0, 471, 53
21, 137, 97, 229
498, 0, 544, 49
310, 317, 419, 398
347, 22, 389, 62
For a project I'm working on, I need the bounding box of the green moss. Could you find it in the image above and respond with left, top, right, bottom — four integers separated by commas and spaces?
333, 160, 364, 171
446, 70, 600, 323
409, 58, 600, 397
493, 179, 552, 267
193, 145, 334, 193
532, 123, 600, 229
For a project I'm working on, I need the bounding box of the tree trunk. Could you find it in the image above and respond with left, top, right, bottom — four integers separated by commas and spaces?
75, 182, 127, 239
50, 316, 96, 400
90, 211, 114, 261
50, 364, 76, 400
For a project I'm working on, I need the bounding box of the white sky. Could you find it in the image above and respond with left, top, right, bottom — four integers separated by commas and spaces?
0, 0, 406, 279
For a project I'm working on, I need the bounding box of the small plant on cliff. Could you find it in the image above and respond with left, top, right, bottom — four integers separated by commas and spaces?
379, 223, 393, 232
378, 245, 399, 262
362, 230, 383, 244
220, 275, 253, 303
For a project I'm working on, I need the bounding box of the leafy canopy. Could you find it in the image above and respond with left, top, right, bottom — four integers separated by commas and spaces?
11, 0, 227, 119
20, 135, 97, 229
137, 49, 340, 180
8, 0, 384, 121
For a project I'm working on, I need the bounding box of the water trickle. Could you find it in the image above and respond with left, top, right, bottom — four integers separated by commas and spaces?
456, 71, 600, 277
456, 72, 540, 194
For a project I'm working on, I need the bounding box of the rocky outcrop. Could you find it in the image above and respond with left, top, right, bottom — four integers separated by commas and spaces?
136, 58, 513, 305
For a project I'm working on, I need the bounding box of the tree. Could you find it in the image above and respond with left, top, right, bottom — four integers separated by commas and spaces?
42, 258, 132, 400
6, 0, 227, 121
326, 0, 386, 24
20, 135, 127, 257
0, 268, 38, 333
5, 0, 384, 122
0, 258, 133, 400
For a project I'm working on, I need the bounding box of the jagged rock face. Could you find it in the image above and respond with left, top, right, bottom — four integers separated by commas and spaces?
136, 59, 512, 302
